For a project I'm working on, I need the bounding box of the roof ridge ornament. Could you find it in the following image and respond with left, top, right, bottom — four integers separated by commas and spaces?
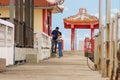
79, 8, 87, 14
58, 0, 64, 5
66, 8, 98, 21
47, 0, 57, 4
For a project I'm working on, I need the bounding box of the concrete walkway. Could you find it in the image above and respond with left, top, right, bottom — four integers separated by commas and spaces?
0, 53, 107, 80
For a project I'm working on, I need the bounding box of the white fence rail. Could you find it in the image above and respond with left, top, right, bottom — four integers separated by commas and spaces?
34, 31, 51, 60
15, 31, 51, 63
0, 19, 14, 66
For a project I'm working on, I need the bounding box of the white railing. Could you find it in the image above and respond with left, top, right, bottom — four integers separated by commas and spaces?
15, 31, 51, 63
34, 31, 51, 60
0, 19, 14, 66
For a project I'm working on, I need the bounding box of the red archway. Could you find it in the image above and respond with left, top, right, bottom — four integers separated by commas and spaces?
64, 8, 99, 52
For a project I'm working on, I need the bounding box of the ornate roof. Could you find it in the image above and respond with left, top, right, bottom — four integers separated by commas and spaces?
0, 0, 64, 13
0, 0, 55, 7
0, 0, 57, 7
64, 8, 99, 24
35, 0, 57, 7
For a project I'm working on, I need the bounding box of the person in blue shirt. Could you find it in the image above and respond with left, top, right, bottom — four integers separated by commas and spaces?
51, 27, 59, 53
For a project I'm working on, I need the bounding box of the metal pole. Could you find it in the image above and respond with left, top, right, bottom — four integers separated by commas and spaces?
10, 0, 14, 23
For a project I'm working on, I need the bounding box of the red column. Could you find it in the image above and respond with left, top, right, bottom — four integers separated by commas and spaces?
84, 38, 91, 56
43, 9, 47, 34
50, 11, 52, 36
91, 27, 94, 52
91, 28, 94, 39
71, 26, 75, 50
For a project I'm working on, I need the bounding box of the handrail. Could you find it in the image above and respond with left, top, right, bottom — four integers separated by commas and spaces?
0, 19, 14, 27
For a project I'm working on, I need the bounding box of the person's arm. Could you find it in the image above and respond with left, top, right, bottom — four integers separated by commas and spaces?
56, 36, 60, 42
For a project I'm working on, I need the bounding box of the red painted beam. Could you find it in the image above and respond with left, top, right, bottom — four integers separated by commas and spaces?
64, 23, 99, 29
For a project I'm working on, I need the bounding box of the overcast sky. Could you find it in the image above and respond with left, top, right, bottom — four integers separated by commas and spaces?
52, 0, 120, 50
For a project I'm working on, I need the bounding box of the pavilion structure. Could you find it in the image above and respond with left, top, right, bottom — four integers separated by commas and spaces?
64, 8, 99, 51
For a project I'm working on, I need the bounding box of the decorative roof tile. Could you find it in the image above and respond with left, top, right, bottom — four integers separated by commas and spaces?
0, 0, 56, 7
0, 0, 64, 13
64, 8, 99, 24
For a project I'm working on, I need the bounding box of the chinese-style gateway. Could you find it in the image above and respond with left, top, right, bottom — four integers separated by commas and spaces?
64, 8, 99, 53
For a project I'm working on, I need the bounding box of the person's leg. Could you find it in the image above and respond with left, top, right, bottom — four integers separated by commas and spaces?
51, 40, 55, 53
60, 50, 63, 57
54, 41, 57, 53
58, 42, 60, 56
59, 42, 63, 57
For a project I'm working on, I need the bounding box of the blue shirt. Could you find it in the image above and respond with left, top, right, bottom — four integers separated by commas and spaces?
52, 30, 59, 40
